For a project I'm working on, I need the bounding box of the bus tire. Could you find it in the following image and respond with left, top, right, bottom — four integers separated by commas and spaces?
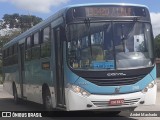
13, 84, 19, 104
43, 88, 52, 111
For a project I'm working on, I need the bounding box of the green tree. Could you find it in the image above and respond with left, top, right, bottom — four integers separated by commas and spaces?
0, 30, 21, 47
19, 15, 42, 32
154, 34, 160, 58
2, 13, 43, 32
0, 13, 43, 46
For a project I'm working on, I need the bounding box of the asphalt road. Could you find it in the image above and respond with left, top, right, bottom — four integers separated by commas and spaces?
0, 80, 160, 120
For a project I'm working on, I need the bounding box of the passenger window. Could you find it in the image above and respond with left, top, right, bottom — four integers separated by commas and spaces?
27, 37, 31, 49
26, 37, 32, 61
31, 32, 40, 59
32, 46, 40, 59
14, 44, 18, 54
12, 44, 18, 65
41, 26, 51, 58
3, 50, 7, 58
41, 42, 51, 58
9, 47, 12, 56
2, 50, 5, 58
43, 27, 50, 42
34, 32, 39, 45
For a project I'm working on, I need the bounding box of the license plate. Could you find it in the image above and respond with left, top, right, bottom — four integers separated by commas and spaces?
109, 99, 124, 106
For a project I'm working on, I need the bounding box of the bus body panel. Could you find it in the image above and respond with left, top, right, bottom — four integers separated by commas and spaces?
3, 65, 20, 97
24, 58, 53, 103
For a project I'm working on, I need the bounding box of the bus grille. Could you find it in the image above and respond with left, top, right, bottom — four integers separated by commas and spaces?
92, 98, 140, 107
85, 75, 145, 86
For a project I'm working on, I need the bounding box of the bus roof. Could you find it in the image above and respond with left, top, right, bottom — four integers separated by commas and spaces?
66, 3, 148, 9
3, 3, 149, 49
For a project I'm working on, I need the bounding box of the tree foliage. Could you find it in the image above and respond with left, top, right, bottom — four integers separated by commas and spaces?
2, 13, 43, 32
154, 34, 160, 58
0, 13, 43, 48
0, 30, 21, 47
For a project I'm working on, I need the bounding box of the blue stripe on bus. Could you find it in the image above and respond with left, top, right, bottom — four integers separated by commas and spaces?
73, 66, 156, 94
150, 65, 156, 80
64, 65, 79, 84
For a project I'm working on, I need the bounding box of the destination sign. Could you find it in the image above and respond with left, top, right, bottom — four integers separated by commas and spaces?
66, 6, 149, 23
85, 7, 146, 17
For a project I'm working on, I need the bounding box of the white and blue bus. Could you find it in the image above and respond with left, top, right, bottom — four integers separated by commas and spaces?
2, 3, 157, 112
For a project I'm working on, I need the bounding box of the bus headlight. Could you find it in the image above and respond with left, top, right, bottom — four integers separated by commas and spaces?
68, 84, 90, 97
148, 83, 154, 88
142, 81, 156, 93
142, 87, 148, 93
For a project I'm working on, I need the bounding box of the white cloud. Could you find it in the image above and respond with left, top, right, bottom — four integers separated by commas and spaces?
0, 0, 70, 13
150, 12, 160, 37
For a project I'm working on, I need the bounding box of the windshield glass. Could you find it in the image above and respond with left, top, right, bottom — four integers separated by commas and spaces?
67, 22, 153, 70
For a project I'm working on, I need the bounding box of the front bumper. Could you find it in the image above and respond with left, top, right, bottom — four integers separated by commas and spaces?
65, 83, 157, 111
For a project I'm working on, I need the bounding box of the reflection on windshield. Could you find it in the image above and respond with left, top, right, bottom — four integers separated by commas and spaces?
67, 22, 153, 70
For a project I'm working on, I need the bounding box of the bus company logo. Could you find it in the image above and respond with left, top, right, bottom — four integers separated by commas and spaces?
107, 73, 126, 76
115, 86, 121, 93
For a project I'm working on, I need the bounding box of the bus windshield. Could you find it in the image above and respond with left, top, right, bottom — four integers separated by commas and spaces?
67, 22, 153, 70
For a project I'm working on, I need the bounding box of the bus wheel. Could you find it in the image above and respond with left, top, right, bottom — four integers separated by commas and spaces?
43, 88, 52, 111
13, 85, 19, 104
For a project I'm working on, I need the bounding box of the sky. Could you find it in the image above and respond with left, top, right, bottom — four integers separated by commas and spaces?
0, 0, 160, 37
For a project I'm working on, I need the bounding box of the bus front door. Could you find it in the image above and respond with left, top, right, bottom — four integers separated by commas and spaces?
54, 28, 65, 108
19, 44, 26, 98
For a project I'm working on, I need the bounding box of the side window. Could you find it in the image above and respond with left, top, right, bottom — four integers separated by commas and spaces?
34, 32, 39, 45
13, 44, 18, 55
7, 48, 9, 58
25, 37, 32, 61
43, 27, 50, 42
26, 37, 31, 49
9, 47, 12, 56
13, 44, 18, 65
41, 26, 51, 58
32, 32, 40, 59
2, 50, 5, 59
3, 44, 19, 66
3, 50, 7, 66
